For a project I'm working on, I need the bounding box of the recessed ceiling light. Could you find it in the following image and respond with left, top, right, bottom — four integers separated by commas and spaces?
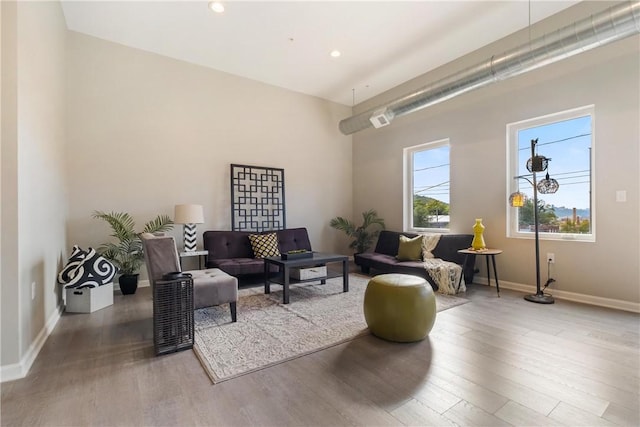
208, 1, 225, 13
330, 50, 341, 58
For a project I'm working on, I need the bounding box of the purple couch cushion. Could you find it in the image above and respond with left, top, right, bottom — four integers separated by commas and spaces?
204, 230, 255, 260
356, 231, 475, 288
354, 252, 437, 287
373, 230, 472, 265
276, 228, 312, 253
209, 258, 276, 276
203, 228, 312, 275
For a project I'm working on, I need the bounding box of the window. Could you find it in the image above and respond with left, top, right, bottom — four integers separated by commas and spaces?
507, 105, 594, 241
404, 139, 450, 231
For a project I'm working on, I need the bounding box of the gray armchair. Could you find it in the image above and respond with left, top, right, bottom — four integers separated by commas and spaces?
141, 234, 238, 322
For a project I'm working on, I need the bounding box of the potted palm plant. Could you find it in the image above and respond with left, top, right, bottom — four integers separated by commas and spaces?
93, 211, 173, 295
330, 209, 386, 254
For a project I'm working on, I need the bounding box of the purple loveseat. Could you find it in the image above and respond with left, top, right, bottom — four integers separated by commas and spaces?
354, 230, 476, 291
203, 228, 312, 276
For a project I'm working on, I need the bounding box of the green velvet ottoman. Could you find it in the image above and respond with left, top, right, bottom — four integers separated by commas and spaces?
363, 273, 436, 342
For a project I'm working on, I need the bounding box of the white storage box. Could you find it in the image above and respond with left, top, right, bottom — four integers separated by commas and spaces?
290, 266, 327, 280
65, 282, 114, 313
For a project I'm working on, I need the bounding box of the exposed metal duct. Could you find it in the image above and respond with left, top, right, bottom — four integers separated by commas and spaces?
339, 1, 640, 135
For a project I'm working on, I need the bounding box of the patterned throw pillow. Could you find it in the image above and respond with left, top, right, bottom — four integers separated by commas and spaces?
248, 233, 281, 258
396, 235, 423, 261
57, 245, 88, 284
59, 246, 117, 289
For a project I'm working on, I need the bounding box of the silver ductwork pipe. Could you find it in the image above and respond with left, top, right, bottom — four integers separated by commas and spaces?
339, 1, 640, 135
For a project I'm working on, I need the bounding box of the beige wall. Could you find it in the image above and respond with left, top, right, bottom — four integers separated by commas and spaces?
66, 32, 353, 275
352, 2, 639, 304
1, 0, 68, 371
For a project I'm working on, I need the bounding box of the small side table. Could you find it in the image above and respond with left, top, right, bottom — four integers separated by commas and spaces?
458, 249, 503, 297
179, 250, 208, 270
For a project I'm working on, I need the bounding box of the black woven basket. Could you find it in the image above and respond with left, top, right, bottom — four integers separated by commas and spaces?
153, 277, 194, 356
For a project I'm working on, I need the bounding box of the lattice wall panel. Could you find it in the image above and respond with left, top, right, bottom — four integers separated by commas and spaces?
231, 164, 286, 232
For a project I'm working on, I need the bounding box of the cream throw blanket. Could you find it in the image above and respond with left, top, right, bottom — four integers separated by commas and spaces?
421, 233, 465, 295
421, 233, 441, 259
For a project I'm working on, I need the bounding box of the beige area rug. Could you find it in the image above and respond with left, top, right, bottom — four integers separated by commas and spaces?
193, 274, 468, 384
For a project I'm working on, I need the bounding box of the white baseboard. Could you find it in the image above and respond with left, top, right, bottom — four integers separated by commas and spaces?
0, 362, 23, 383
0, 304, 63, 383
473, 276, 640, 313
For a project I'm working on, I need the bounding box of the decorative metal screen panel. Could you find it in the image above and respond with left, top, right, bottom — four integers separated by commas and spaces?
231, 164, 286, 232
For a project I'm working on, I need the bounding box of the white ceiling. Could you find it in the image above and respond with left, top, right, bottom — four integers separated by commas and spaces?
60, 1, 580, 106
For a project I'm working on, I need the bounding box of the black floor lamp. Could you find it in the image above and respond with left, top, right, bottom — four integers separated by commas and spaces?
509, 138, 559, 304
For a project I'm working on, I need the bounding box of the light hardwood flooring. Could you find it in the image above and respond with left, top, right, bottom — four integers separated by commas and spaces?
1, 278, 639, 426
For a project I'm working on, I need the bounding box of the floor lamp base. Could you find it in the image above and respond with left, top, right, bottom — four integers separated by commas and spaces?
524, 293, 555, 304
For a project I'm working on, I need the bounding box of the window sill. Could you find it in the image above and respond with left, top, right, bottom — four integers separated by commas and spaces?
508, 232, 595, 243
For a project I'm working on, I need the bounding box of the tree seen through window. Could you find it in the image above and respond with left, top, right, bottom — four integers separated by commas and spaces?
411, 142, 450, 229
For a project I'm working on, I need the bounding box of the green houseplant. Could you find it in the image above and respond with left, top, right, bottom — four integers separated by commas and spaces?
93, 211, 173, 294
330, 209, 386, 254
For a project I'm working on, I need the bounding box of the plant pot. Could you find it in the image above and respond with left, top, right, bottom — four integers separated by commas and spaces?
118, 274, 139, 295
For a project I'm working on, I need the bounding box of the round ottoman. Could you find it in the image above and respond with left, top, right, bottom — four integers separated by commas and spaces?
363, 273, 436, 342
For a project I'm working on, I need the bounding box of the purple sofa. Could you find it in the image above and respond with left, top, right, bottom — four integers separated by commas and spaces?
354, 230, 476, 291
203, 228, 312, 276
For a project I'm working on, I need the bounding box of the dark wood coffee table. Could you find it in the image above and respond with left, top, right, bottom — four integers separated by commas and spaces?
264, 252, 349, 304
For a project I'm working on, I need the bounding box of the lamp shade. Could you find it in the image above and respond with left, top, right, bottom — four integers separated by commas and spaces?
537, 173, 560, 194
174, 204, 204, 224
526, 155, 549, 173
509, 191, 527, 207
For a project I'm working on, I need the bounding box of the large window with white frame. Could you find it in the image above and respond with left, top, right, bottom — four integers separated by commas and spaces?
507, 105, 595, 241
404, 139, 450, 231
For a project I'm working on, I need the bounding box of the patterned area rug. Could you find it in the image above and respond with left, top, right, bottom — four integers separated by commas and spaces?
193, 274, 469, 383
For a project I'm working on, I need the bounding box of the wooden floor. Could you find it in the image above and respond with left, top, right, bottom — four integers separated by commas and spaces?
1, 279, 639, 426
